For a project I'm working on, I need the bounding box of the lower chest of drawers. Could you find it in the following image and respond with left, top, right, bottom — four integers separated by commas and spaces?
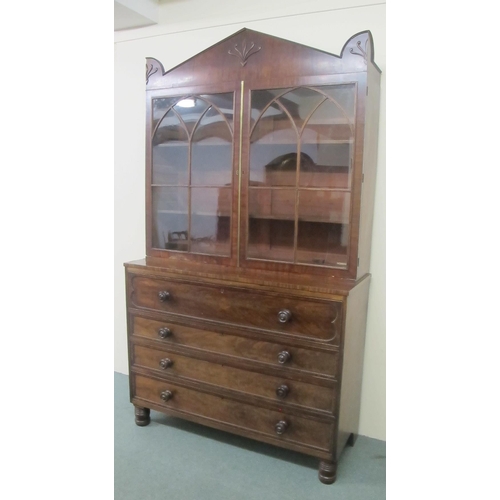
125, 269, 349, 479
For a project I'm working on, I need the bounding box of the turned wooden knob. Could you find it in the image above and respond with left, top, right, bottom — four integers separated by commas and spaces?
277, 350, 291, 364
275, 420, 288, 435
276, 384, 289, 398
160, 390, 173, 402
159, 358, 173, 369
277, 309, 292, 323
158, 327, 172, 339
158, 290, 170, 302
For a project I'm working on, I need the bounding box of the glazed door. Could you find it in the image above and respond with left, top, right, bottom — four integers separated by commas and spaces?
147, 89, 238, 261
241, 83, 357, 271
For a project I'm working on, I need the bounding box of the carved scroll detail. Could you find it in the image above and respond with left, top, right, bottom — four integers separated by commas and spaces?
349, 40, 368, 62
228, 40, 262, 66
146, 63, 159, 84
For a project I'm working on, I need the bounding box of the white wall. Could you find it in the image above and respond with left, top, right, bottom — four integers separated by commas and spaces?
114, 0, 385, 440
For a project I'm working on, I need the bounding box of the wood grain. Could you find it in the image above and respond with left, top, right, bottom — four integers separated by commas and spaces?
133, 344, 336, 413
130, 275, 342, 341
133, 373, 334, 452
132, 315, 341, 375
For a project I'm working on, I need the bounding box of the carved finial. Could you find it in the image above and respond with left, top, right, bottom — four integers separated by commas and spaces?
228, 40, 262, 66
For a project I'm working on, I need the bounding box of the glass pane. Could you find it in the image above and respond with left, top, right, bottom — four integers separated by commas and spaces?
247, 218, 295, 262
191, 187, 232, 217
250, 88, 292, 128
152, 97, 179, 129
259, 152, 300, 187
299, 142, 352, 188
173, 97, 210, 136
152, 110, 189, 185
201, 93, 234, 132
246, 84, 357, 268
247, 187, 295, 263
192, 106, 233, 186
296, 221, 348, 268
299, 85, 355, 190
152, 187, 188, 251
248, 188, 295, 220
298, 190, 350, 224
279, 87, 325, 131
322, 84, 356, 123
250, 102, 297, 186
301, 97, 353, 142
190, 187, 231, 256
296, 189, 350, 267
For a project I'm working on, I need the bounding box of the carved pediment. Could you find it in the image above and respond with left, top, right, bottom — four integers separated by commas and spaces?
146, 29, 379, 89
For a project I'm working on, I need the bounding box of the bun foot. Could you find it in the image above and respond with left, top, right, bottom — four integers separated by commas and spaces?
134, 406, 151, 426
318, 460, 337, 484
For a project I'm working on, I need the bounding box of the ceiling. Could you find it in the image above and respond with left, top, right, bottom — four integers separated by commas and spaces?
114, 0, 160, 31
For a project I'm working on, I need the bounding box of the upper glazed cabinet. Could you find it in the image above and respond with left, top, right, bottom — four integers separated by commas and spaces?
145, 28, 380, 280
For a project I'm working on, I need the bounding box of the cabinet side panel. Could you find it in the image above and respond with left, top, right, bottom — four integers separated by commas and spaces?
125, 268, 135, 402
335, 275, 370, 460
357, 67, 381, 278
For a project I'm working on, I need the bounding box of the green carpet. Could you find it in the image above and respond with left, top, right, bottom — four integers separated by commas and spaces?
115, 372, 385, 499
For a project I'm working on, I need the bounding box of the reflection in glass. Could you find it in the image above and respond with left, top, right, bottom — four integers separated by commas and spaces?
200, 93, 235, 131
191, 187, 231, 216
299, 142, 352, 189
300, 98, 353, 142
279, 87, 325, 131
173, 98, 210, 136
250, 88, 292, 127
296, 221, 348, 267
150, 92, 234, 257
247, 218, 294, 262
190, 187, 231, 255
298, 190, 350, 224
250, 103, 296, 185
192, 106, 233, 186
152, 110, 189, 185
152, 97, 180, 129
322, 85, 356, 122
152, 187, 188, 251
248, 188, 295, 220
247, 84, 356, 268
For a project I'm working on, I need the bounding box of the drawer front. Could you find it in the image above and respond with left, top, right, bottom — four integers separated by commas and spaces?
133, 374, 333, 452
129, 275, 341, 341
133, 345, 335, 412
132, 316, 339, 377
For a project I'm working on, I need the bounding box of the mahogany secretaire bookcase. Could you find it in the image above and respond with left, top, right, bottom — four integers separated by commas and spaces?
124, 28, 381, 484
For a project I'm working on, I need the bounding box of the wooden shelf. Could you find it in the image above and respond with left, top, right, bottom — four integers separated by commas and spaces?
157, 210, 231, 217
248, 214, 348, 224
246, 244, 347, 268
251, 138, 354, 145
192, 212, 231, 217
152, 184, 232, 188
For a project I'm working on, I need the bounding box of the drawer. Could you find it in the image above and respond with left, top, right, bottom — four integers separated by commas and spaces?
133, 345, 335, 413
128, 275, 341, 341
133, 374, 333, 452
132, 316, 339, 377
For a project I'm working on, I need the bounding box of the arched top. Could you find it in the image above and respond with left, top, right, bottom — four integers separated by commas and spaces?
145, 29, 380, 90
251, 86, 355, 136
152, 93, 234, 145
